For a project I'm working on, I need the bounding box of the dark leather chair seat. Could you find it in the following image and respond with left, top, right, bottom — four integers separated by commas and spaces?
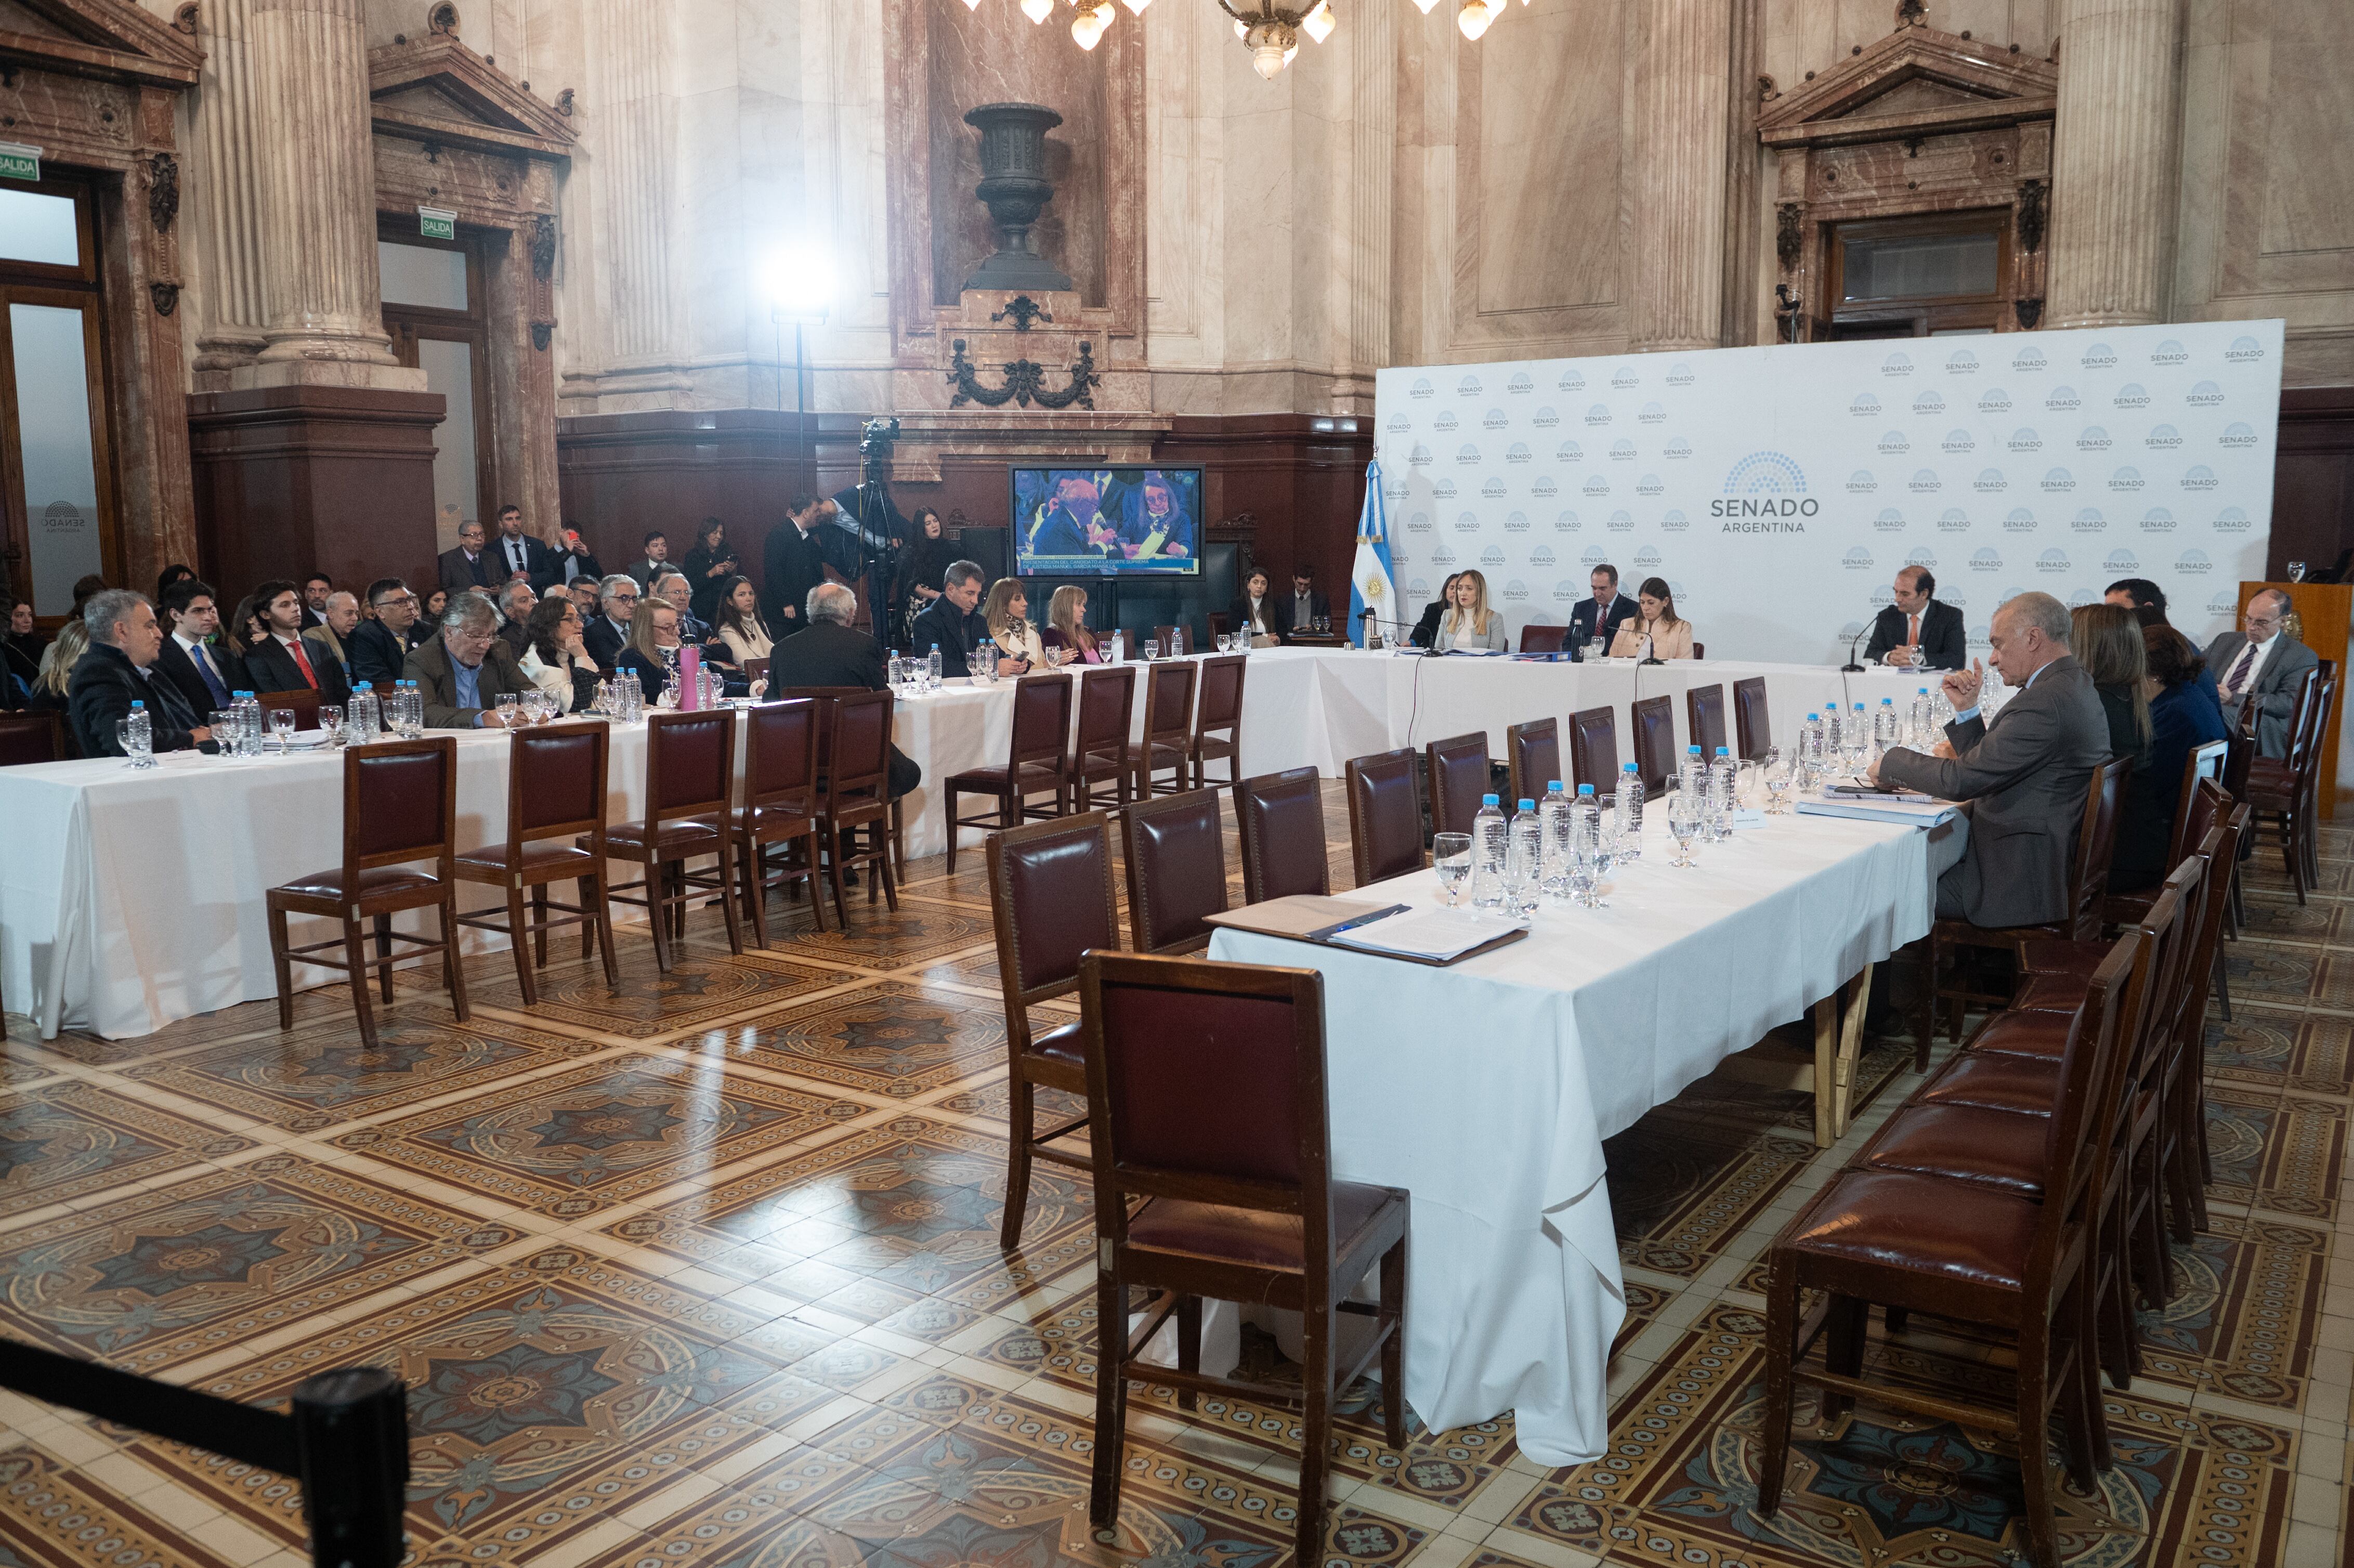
1859, 1104, 2050, 1196
277, 866, 443, 901
948, 761, 1062, 791
729, 800, 816, 831
455, 842, 600, 877
1780, 1170, 2038, 1291
1026, 1020, 1084, 1068
1913, 1049, 2061, 1116
1966, 1007, 2077, 1060
1126, 1180, 1406, 1275
597, 815, 723, 854
2017, 937, 2103, 978
2008, 972, 2100, 1016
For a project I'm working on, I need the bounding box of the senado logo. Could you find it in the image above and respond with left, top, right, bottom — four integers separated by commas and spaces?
1584, 476, 1611, 497
2046, 386, 2081, 412
2081, 342, 2118, 370
2180, 464, 2219, 492
2076, 426, 2112, 452
2067, 587, 2099, 608
1580, 545, 1607, 567
1455, 442, 1481, 465
1480, 545, 1507, 567
1504, 511, 1531, 533
2036, 547, 2071, 574
2226, 335, 2266, 363
2150, 338, 2189, 367
1944, 592, 1969, 610
1558, 369, 1587, 391
1881, 351, 1914, 378
1611, 365, 1640, 390
1531, 545, 1557, 566
1610, 438, 1638, 462
2108, 466, 2144, 493
1639, 401, 1667, 425
1938, 508, 1972, 533
1970, 546, 2003, 572
1409, 377, 1434, 400
1482, 408, 1509, 430
1480, 477, 1508, 499
1383, 475, 1409, 501
1391, 546, 1411, 566
1506, 442, 1533, 464
1557, 439, 1584, 463
1979, 387, 2013, 414
1409, 443, 1433, 467
2072, 508, 2108, 533
1607, 509, 1636, 532
1531, 476, 1559, 497
1552, 580, 1585, 603
1664, 437, 1694, 460
1843, 546, 1875, 570
2009, 427, 2043, 453
1661, 508, 1691, 533
2214, 506, 2252, 533
1636, 474, 1666, 496
1851, 393, 1882, 417
1848, 469, 1878, 494
1914, 391, 1946, 417
2145, 424, 2182, 450
1554, 509, 1580, 532
1502, 578, 1531, 603
1406, 511, 1434, 534
2041, 468, 2076, 493
1943, 429, 1976, 455
1430, 545, 1457, 566
1533, 406, 1562, 429
1453, 511, 1482, 534
1634, 545, 1663, 569
1457, 374, 1483, 397
2186, 380, 2225, 407
1430, 478, 1457, 500
1585, 404, 1612, 427
1717, 451, 1816, 526
2220, 422, 2258, 449
2176, 547, 2213, 575
2113, 383, 2151, 409
1385, 415, 1410, 435
1908, 468, 1943, 494
1878, 430, 1911, 455
1508, 371, 1535, 395
2140, 507, 2176, 533
2003, 507, 2039, 533
1947, 348, 1981, 375
1406, 578, 1430, 600
1905, 548, 1938, 570
1874, 507, 1907, 533
2012, 346, 2049, 374
1869, 585, 1897, 611
1974, 468, 2008, 493
2103, 548, 2139, 572
1666, 362, 1696, 386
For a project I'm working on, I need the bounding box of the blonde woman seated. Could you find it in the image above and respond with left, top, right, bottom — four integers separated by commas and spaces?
1042, 585, 1104, 664
1432, 568, 1511, 652
1608, 577, 1695, 660
984, 578, 1052, 669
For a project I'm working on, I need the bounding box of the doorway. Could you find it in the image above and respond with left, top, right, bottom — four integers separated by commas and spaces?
379, 220, 495, 554
0, 177, 119, 622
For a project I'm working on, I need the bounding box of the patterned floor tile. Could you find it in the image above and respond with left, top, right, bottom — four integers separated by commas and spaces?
2205, 1005, 2354, 1097
0, 1154, 515, 1374
2205, 1087, 2347, 1221
333, 1052, 865, 1217
757, 901, 1003, 972
711, 981, 1019, 1099
464, 937, 862, 1039
0, 1081, 255, 1220
2131, 1213, 2330, 1410
0, 1445, 247, 1568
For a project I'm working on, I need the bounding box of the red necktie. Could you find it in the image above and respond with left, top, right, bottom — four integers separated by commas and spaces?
284, 637, 319, 689
1906, 613, 1919, 648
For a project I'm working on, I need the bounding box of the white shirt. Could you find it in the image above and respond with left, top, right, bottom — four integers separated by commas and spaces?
173, 631, 230, 694
503, 536, 531, 574
2222, 632, 2278, 699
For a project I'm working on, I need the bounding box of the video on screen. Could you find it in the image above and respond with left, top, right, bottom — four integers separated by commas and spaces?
1010, 467, 1202, 577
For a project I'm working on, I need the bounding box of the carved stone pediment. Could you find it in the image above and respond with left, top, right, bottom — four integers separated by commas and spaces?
368, 34, 573, 163
0, 0, 202, 88
1758, 28, 2056, 149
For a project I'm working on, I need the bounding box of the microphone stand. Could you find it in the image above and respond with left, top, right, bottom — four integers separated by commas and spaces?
1841, 621, 1869, 673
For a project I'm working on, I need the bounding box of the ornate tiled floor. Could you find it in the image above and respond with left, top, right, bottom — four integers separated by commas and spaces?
0, 788, 2346, 1568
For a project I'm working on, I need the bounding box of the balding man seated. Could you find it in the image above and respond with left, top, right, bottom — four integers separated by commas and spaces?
2203, 587, 2320, 759
1868, 591, 2110, 925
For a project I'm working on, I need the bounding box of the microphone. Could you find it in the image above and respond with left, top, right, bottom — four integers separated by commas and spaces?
1841, 617, 1870, 674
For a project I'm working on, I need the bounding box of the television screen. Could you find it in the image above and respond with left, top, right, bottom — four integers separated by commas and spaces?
1009, 466, 1203, 577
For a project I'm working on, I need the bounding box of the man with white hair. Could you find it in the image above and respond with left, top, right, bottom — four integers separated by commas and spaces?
1870, 590, 2109, 925
2202, 587, 2320, 759
497, 578, 540, 660
304, 590, 362, 683
67, 589, 213, 755
584, 573, 640, 676
768, 583, 921, 798
404, 594, 532, 727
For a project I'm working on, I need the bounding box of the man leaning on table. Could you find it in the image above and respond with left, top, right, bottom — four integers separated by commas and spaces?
1867, 591, 2108, 923
68, 590, 213, 755
1862, 565, 1966, 671
404, 596, 532, 727
2202, 587, 2319, 760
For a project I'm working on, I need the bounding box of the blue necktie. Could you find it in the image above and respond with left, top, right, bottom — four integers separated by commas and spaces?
193, 644, 230, 709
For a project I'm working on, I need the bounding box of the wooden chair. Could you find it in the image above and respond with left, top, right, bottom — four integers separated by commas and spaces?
1235, 768, 1329, 904
1346, 748, 1425, 885
453, 723, 620, 1006
945, 672, 1072, 871
1630, 695, 1677, 800
1424, 732, 1489, 837
594, 708, 744, 972
253, 689, 326, 729
1069, 665, 1137, 811
1120, 789, 1229, 954
2244, 663, 2334, 903
1732, 676, 1771, 762
1132, 660, 1198, 799
0, 710, 63, 766
730, 699, 827, 945
1079, 951, 1408, 1567
2219, 718, 2255, 937
1691, 642, 1704, 659
1505, 717, 1562, 807
1189, 654, 1248, 791
1760, 937, 2135, 1568
1206, 611, 1232, 641
265, 737, 468, 1047
741, 656, 770, 686
1152, 622, 1185, 657
816, 689, 901, 921
1518, 624, 1568, 654
986, 811, 1119, 1250
1685, 684, 1727, 760
775, 684, 906, 885
1567, 706, 1618, 791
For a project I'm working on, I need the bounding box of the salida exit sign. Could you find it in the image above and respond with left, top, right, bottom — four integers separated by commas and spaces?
417, 205, 457, 241
0, 143, 40, 182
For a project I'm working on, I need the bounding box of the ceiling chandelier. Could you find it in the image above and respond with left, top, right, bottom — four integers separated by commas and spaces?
963, 0, 1519, 80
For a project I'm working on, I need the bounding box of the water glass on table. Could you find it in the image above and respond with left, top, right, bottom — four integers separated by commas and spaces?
1433, 832, 1473, 909
269, 708, 296, 755
1763, 749, 1793, 814
1667, 788, 1702, 868
318, 704, 344, 745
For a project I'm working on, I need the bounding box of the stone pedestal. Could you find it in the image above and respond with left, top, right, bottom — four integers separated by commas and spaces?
2047, 0, 2183, 328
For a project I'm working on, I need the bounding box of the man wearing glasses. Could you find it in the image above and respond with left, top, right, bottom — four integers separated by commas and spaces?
584, 574, 640, 676
2203, 588, 2319, 759
351, 580, 426, 689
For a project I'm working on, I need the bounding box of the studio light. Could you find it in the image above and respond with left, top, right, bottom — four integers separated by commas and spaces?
762, 244, 832, 324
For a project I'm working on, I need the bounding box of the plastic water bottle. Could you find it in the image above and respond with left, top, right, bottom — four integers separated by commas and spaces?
1849, 702, 1871, 766
1470, 793, 1509, 911
239, 690, 265, 757
126, 700, 153, 767
1820, 705, 1841, 760
1678, 743, 1707, 803
1910, 686, 1933, 747
1875, 698, 1900, 756
1711, 746, 1738, 839
927, 644, 944, 688
1538, 781, 1572, 899
1617, 762, 1644, 860
349, 682, 381, 742
1507, 799, 1543, 914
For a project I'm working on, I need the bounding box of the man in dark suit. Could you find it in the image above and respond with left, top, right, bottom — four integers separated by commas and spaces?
1025, 474, 1117, 559
763, 495, 853, 636
487, 504, 561, 592
495, 580, 539, 660
1565, 565, 1639, 654
907, 561, 1023, 679
626, 531, 670, 591
405, 595, 532, 727
68, 590, 212, 755
243, 579, 352, 707
1872, 591, 2111, 924
350, 579, 425, 689
154, 577, 238, 720
557, 524, 604, 585
584, 575, 641, 675
769, 583, 920, 798
1861, 565, 1967, 672
298, 573, 333, 632
2203, 588, 2322, 759
1275, 566, 1332, 639
438, 519, 497, 596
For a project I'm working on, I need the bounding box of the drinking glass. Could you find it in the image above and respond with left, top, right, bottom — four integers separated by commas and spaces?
116, 718, 138, 764
1142, 639, 1159, 662
1588, 636, 1605, 662
495, 692, 520, 728
1763, 749, 1793, 814
269, 709, 295, 755
1736, 759, 1761, 808
1563, 834, 1596, 908
318, 704, 344, 745
1667, 789, 1702, 868
2289, 560, 2308, 583
1585, 815, 1618, 908
1433, 832, 1473, 909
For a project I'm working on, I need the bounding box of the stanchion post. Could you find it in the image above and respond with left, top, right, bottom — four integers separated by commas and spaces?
291, 1367, 409, 1568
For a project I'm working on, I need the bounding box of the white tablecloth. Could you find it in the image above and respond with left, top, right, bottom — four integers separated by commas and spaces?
1208, 808, 1934, 1465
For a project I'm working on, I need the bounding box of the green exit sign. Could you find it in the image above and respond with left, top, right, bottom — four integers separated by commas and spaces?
0, 143, 39, 182
417, 205, 456, 241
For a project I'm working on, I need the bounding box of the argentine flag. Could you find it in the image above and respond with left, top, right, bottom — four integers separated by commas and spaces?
1349, 460, 1398, 648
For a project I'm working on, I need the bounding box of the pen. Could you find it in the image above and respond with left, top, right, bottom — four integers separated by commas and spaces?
1315, 903, 1411, 937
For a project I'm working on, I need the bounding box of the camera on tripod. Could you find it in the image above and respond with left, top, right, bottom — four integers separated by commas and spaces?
858, 417, 901, 461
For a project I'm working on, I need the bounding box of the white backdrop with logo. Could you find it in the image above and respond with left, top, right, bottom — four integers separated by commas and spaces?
1376, 320, 2287, 663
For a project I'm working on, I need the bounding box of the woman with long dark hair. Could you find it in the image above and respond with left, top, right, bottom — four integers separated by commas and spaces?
901, 508, 953, 622
681, 517, 738, 624
711, 576, 774, 664
1608, 577, 1694, 660
2111, 624, 2228, 891
519, 597, 602, 712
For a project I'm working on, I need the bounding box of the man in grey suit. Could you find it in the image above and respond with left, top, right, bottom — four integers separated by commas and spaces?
1870, 591, 2110, 925
2202, 588, 2320, 759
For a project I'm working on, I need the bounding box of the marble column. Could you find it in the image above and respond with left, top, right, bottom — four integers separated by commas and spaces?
1347, 0, 1396, 394
2046, 0, 2184, 328
180, 0, 269, 384
235, 0, 415, 387
1628, 0, 1730, 353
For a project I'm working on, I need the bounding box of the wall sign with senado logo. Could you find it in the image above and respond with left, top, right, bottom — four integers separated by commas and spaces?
1375, 320, 2282, 661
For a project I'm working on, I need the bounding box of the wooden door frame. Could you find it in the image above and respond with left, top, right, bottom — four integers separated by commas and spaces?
377, 220, 497, 535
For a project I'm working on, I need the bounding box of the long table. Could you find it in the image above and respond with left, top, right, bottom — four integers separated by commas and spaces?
1209, 807, 1935, 1466
2, 646, 1938, 1040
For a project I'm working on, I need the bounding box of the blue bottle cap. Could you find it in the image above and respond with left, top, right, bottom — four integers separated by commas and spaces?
1716, 747, 1729, 756
355, 682, 371, 690
1547, 780, 1565, 793
1577, 783, 1596, 796
1482, 793, 1499, 806
130, 700, 144, 709
1518, 799, 1535, 812
1919, 687, 1930, 694
1623, 761, 1638, 772
1882, 697, 1894, 704
1806, 711, 1819, 721
1687, 745, 1701, 755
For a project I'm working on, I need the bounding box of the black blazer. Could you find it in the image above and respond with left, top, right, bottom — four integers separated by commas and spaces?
485, 531, 562, 592
1566, 594, 1640, 653
583, 615, 632, 677
1272, 591, 1331, 638
1232, 597, 1281, 641
437, 546, 498, 595
244, 635, 352, 708
682, 543, 742, 623
1408, 600, 1446, 649
154, 635, 238, 720
1862, 599, 1967, 671
68, 642, 202, 756
347, 619, 417, 690
762, 523, 833, 632
768, 620, 890, 692
907, 598, 990, 677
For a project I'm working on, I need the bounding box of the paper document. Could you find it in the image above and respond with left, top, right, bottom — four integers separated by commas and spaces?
1326, 908, 1522, 960
1795, 796, 1959, 829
